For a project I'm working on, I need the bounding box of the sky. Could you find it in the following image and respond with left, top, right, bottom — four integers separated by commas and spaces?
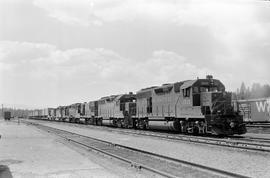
0, 0, 269, 108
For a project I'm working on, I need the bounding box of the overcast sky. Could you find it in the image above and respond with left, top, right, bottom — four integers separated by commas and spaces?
0, 0, 269, 108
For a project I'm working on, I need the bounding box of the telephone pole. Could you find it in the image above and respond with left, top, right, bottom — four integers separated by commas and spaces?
1, 104, 3, 119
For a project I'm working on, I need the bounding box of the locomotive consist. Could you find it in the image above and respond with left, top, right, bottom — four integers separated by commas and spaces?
29, 76, 246, 135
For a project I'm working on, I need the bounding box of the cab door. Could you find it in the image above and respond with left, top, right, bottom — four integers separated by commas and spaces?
193, 87, 200, 106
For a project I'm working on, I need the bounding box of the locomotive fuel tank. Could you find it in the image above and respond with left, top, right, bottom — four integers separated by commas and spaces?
102, 119, 114, 126
148, 120, 180, 131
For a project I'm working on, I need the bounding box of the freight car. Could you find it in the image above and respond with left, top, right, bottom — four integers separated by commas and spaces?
234, 98, 270, 123
29, 76, 246, 135
28, 108, 53, 120
4, 111, 11, 120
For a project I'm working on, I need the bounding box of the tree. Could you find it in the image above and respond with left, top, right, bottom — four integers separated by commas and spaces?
246, 87, 251, 99
261, 84, 270, 98
251, 83, 261, 98
239, 82, 246, 99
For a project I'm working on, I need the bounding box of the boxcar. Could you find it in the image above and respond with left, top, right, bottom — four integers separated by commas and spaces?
4, 111, 11, 120
234, 98, 270, 123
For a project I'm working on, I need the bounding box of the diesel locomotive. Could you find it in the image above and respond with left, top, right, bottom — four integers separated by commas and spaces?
29, 75, 247, 135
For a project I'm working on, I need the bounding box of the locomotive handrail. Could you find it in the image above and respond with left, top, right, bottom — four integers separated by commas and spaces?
174, 93, 182, 118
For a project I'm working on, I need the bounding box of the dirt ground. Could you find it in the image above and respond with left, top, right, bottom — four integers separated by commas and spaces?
0, 120, 147, 178
29, 119, 270, 178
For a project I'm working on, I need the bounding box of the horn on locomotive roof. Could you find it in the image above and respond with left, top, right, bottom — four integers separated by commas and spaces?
206, 75, 213, 79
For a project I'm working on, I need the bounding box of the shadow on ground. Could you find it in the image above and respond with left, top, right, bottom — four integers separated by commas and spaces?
0, 165, 12, 178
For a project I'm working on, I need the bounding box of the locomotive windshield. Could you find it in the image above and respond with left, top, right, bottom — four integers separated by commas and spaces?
193, 86, 220, 93
200, 86, 219, 92
192, 79, 225, 107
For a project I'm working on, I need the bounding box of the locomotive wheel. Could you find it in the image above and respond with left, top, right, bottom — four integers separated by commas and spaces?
193, 127, 199, 135
116, 120, 122, 128
97, 119, 102, 126
138, 120, 146, 130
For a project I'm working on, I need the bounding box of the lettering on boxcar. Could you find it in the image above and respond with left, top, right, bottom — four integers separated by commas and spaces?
255, 99, 270, 121
256, 100, 270, 113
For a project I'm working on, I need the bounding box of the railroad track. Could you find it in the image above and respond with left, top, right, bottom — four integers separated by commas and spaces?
26, 121, 248, 178
102, 129, 270, 153
246, 126, 270, 134
246, 124, 270, 128
26, 119, 270, 153
229, 135, 270, 143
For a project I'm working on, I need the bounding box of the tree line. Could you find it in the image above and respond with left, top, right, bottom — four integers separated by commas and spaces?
234, 82, 270, 100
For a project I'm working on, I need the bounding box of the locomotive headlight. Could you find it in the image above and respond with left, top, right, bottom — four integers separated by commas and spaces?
230, 122, 235, 128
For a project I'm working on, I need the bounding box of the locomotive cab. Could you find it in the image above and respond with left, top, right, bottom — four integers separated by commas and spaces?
179, 76, 226, 134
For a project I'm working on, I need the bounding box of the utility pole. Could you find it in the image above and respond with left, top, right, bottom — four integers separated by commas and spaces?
1, 104, 3, 119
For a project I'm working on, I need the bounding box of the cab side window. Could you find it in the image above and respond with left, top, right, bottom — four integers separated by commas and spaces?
193, 87, 199, 93
183, 87, 191, 97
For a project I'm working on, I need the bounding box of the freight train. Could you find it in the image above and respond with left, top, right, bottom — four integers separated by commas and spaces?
29, 75, 246, 135
233, 98, 270, 123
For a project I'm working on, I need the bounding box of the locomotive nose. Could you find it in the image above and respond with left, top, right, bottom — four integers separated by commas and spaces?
201, 92, 224, 108
201, 92, 212, 107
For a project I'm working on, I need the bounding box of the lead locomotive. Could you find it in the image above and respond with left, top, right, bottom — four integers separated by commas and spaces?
133, 75, 246, 135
